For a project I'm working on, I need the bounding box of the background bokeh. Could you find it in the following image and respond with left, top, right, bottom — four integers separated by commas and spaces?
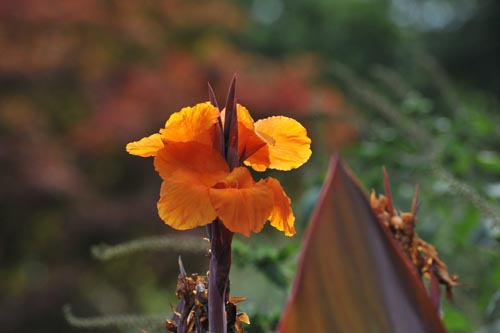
1, 0, 499, 332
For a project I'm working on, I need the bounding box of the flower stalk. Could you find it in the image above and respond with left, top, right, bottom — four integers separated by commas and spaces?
207, 76, 238, 332
207, 220, 234, 332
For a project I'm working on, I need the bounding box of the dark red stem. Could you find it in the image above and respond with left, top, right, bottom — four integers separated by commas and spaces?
383, 167, 395, 216
208, 220, 234, 332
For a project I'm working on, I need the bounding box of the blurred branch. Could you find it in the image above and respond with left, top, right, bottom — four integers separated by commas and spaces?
91, 235, 208, 261
330, 60, 500, 230
416, 50, 466, 119
63, 304, 165, 330
432, 166, 500, 228
417, 50, 500, 140
330, 61, 433, 148
370, 65, 414, 99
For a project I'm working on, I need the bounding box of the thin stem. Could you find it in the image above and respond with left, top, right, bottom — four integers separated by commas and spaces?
91, 235, 207, 260
63, 305, 165, 330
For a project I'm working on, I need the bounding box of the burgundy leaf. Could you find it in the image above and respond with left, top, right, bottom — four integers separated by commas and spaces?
279, 156, 446, 333
223, 74, 239, 169
208, 82, 225, 156
208, 82, 219, 109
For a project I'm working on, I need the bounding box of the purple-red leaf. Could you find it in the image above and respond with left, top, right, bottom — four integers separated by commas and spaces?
208, 82, 224, 156
223, 74, 239, 169
208, 82, 219, 109
279, 156, 446, 333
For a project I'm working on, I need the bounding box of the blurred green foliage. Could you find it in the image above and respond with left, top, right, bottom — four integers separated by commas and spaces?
1, 0, 499, 332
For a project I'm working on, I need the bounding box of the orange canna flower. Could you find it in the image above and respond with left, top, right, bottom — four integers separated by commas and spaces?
126, 102, 311, 236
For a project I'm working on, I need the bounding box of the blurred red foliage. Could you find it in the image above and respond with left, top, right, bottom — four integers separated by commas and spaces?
0, 1, 357, 332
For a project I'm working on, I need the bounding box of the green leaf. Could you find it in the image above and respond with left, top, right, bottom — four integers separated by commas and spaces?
477, 151, 500, 174
442, 304, 472, 331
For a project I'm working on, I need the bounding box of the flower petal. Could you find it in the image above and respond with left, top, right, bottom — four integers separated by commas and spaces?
242, 145, 270, 172
222, 105, 268, 161
246, 116, 312, 171
237, 105, 268, 162
264, 177, 296, 236
154, 141, 237, 232
162, 102, 220, 145
126, 133, 164, 157
209, 167, 274, 237
235, 104, 255, 129
154, 142, 229, 186
157, 173, 217, 230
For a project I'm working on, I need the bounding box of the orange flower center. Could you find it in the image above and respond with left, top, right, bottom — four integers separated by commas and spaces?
213, 168, 249, 189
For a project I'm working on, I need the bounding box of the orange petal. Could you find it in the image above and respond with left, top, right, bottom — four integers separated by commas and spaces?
236, 105, 269, 160
264, 177, 296, 236
221, 104, 254, 130
154, 141, 232, 231
246, 116, 312, 171
242, 145, 270, 172
222, 105, 268, 160
162, 102, 220, 145
157, 173, 217, 230
154, 142, 229, 186
208, 167, 274, 237
126, 133, 164, 157
235, 104, 255, 129
238, 125, 268, 163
